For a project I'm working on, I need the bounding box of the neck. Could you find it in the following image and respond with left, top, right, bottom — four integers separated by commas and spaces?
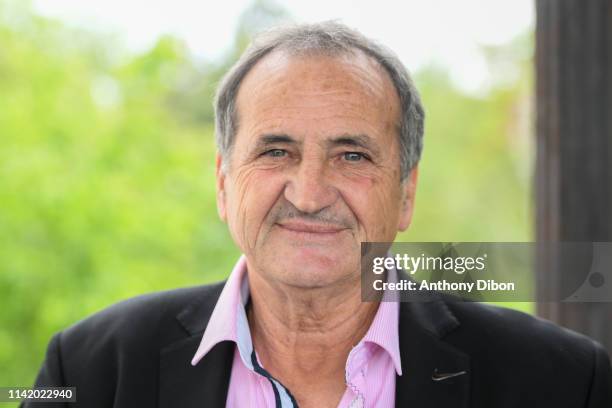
246, 264, 379, 407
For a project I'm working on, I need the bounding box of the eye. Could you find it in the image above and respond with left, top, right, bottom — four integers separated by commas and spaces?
264, 149, 287, 158
343, 152, 366, 162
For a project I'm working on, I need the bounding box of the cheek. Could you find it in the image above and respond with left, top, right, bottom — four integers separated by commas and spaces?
339, 173, 403, 241
225, 168, 286, 251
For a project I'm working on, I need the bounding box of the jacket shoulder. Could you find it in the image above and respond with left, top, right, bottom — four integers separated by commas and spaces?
29, 282, 227, 407
447, 300, 602, 363
57, 281, 225, 369
444, 300, 611, 405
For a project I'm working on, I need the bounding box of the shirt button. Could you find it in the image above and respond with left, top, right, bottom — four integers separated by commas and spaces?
349, 395, 365, 408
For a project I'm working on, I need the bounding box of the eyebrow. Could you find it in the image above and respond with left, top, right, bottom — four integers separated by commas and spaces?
249, 134, 300, 155
258, 134, 299, 145
327, 134, 381, 156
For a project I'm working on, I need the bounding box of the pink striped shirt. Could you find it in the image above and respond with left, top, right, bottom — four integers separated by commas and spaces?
192, 256, 402, 407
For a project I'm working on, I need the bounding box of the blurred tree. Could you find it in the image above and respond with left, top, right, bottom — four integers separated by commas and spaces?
166, 0, 291, 126
0, 1, 239, 387
402, 34, 533, 242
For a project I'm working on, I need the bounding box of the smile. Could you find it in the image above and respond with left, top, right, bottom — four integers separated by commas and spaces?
275, 220, 347, 237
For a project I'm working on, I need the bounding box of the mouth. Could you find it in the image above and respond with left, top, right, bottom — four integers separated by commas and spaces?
275, 220, 347, 237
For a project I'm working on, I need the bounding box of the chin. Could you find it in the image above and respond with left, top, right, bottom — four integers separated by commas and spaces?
275, 246, 360, 289
281, 267, 352, 289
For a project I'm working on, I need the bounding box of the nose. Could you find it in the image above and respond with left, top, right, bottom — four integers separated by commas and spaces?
283, 159, 338, 214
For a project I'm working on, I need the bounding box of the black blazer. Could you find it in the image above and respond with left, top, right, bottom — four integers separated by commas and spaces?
25, 280, 612, 407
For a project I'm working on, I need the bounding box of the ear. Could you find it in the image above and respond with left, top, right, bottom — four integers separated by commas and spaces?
398, 166, 418, 231
216, 152, 228, 222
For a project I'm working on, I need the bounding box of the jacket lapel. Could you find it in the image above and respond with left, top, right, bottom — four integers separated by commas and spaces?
158, 282, 234, 408
395, 297, 471, 408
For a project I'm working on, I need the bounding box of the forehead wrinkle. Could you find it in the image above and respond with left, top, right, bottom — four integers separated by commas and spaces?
253, 92, 388, 120
252, 86, 370, 115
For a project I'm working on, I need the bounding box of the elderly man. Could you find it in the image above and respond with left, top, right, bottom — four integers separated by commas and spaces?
27, 22, 611, 408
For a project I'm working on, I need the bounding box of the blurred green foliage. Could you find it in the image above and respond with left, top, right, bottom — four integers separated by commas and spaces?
0, 0, 534, 387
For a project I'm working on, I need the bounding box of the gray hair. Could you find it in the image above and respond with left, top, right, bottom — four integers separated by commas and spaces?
214, 21, 424, 180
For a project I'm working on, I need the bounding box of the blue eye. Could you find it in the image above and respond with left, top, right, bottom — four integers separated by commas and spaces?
266, 149, 287, 158
344, 152, 365, 162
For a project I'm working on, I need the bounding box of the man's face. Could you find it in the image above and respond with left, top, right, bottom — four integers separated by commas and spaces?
216, 50, 418, 288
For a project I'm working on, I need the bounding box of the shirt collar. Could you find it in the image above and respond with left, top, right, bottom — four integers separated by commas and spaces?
191, 255, 402, 376
191, 255, 252, 368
